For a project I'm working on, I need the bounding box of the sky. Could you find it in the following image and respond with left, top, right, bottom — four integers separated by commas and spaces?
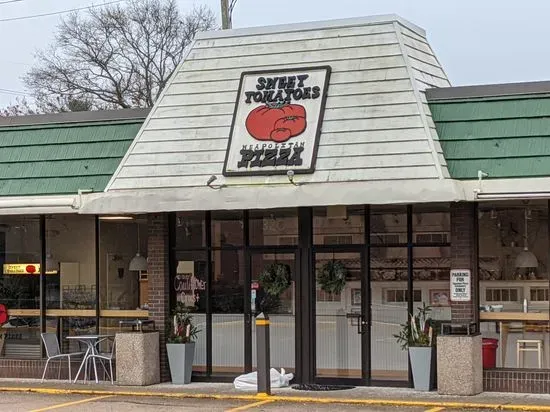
0, 0, 549, 107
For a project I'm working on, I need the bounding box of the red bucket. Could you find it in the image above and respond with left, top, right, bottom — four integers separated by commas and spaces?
482, 338, 499, 369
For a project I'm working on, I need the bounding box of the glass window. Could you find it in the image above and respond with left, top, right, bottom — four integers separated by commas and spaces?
413, 204, 450, 245
212, 249, 244, 374
174, 251, 207, 374
478, 200, 549, 368
99, 217, 147, 311
0, 216, 41, 359
249, 209, 298, 246
175, 212, 205, 249
313, 206, 364, 245
212, 211, 243, 247
370, 206, 407, 245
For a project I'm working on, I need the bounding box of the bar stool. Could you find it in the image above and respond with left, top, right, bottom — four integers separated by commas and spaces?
516, 339, 544, 368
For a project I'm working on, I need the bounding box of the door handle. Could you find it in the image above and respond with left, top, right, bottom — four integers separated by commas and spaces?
346, 313, 368, 334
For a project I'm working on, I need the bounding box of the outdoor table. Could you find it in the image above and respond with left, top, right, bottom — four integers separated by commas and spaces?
66, 334, 113, 383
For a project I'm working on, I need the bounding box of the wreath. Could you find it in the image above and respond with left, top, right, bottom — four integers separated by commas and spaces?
258, 263, 291, 296
317, 260, 347, 295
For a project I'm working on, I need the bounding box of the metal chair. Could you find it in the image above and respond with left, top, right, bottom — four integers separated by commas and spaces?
40, 333, 84, 382
86, 337, 116, 384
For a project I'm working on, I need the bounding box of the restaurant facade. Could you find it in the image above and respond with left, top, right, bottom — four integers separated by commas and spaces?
1, 14, 550, 393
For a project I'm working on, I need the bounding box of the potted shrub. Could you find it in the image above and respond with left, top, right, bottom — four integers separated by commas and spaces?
394, 303, 437, 391
166, 302, 200, 384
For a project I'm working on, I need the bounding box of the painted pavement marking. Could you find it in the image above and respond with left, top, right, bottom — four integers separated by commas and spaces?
226, 398, 276, 411
28, 394, 115, 412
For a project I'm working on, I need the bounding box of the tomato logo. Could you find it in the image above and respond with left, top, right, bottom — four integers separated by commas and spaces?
0, 304, 8, 326
25, 265, 36, 274
245, 102, 307, 143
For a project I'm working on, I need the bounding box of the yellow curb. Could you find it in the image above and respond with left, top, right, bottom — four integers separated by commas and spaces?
0, 386, 548, 411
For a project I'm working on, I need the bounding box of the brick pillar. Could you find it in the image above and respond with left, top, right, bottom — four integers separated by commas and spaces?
148, 213, 171, 382
450, 203, 478, 324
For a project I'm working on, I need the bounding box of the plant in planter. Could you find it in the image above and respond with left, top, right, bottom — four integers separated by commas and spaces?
394, 303, 437, 391
258, 263, 291, 314
166, 302, 200, 384
317, 260, 347, 295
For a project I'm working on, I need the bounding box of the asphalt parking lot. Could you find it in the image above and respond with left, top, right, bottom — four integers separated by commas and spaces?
0, 392, 498, 412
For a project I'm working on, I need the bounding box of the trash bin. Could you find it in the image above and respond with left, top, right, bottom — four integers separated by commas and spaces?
482, 338, 498, 369
437, 322, 482, 395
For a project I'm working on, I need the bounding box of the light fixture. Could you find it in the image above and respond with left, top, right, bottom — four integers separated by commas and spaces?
129, 224, 147, 272
206, 175, 226, 190
99, 216, 134, 221
515, 208, 538, 268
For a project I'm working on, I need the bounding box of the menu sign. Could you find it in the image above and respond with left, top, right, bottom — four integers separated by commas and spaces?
450, 269, 471, 302
223, 66, 331, 176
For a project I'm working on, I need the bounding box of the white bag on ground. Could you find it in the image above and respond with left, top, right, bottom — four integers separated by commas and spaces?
233, 368, 294, 390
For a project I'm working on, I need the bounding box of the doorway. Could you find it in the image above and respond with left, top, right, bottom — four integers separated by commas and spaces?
313, 249, 370, 385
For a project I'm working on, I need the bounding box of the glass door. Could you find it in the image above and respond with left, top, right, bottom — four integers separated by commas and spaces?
248, 250, 298, 375
314, 250, 369, 383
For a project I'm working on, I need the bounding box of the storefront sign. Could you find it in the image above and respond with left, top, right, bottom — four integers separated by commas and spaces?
223, 66, 331, 176
450, 269, 471, 302
3, 264, 57, 275
174, 260, 205, 307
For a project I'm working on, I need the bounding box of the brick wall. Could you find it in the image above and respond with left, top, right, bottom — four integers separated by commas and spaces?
450, 203, 478, 323
147, 213, 170, 382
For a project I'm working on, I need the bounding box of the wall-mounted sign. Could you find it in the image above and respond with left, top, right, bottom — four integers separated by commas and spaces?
3, 264, 57, 275
450, 269, 471, 302
223, 66, 331, 176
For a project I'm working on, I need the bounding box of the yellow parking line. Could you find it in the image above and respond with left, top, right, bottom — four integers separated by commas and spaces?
29, 394, 114, 412
425, 408, 445, 412
226, 399, 275, 411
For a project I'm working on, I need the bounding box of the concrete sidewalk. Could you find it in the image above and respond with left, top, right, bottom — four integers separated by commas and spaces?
0, 379, 549, 410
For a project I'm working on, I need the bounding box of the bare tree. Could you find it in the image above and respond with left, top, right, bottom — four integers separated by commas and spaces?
23, 0, 216, 111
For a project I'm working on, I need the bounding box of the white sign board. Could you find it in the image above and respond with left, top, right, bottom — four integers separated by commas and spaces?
450, 269, 471, 302
223, 66, 331, 176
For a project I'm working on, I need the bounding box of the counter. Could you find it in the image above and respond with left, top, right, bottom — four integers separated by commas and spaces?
480, 311, 550, 366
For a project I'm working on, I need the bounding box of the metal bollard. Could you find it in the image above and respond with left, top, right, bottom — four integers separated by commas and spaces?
256, 312, 271, 396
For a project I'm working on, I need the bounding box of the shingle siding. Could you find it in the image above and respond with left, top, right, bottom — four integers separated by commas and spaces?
429, 95, 550, 179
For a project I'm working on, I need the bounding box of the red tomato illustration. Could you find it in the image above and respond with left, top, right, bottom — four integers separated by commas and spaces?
245, 103, 307, 143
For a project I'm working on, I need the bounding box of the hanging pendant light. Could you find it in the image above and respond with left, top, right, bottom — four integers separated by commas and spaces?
515, 208, 538, 268
129, 223, 147, 272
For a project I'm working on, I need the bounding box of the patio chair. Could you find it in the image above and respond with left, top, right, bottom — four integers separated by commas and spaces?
86, 336, 116, 384
40, 333, 84, 382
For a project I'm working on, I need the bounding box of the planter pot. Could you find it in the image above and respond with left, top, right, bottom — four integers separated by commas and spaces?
409, 346, 436, 391
166, 342, 195, 384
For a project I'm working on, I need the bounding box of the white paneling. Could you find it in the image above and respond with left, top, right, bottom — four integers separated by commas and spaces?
166, 78, 412, 97
324, 103, 420, 121
179, 52, 405, 72
188, 32, 399, 60
193, 23, 395, 48
110, 166, 439, 190
139, 127, 229, 141
318, 129, 428, 145
400, 27, 427, 43
404, 45, 440, 68
408, 57, 446, 80
108, 18, 452, 194
125, 151, 226, 166
133, 139, 228, 153
322, 116, 423, 133
317, 140, 431, 157
173, 67, 410, 87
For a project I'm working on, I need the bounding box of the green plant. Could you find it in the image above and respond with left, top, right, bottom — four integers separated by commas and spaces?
394, 303, 436, 350
317, 260, 347, 295
167, 302, 200, 344
258, 263, 291, 296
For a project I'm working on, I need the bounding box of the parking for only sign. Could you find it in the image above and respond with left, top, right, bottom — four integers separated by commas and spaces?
450, 269, 471, 302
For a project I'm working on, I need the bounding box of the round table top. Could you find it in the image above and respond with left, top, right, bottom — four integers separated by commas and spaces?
66, 335, 113, 340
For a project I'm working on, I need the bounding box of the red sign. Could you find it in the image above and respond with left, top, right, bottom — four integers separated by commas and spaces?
25, 265, 36, 274
251, 282, 260, 290
0, 304, 8, 325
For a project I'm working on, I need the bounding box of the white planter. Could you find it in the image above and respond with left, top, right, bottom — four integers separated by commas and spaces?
409, 346, 436, 391
166, 342, 195, 384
